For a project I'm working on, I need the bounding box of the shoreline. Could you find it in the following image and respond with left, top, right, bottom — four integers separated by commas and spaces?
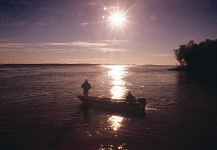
0, 64, 175, 67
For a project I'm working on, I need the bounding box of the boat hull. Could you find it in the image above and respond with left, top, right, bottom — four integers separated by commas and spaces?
77, 95, 146, 116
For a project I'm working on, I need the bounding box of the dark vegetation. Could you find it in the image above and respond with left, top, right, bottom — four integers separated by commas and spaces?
172, 39, 217, 84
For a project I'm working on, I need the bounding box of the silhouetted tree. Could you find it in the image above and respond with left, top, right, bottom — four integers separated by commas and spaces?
174, 39, 217, 72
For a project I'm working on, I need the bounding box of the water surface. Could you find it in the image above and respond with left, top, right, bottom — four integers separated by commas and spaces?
0, 65, 217, 150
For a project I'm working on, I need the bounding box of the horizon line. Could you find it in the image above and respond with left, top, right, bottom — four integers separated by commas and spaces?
0, 63, 175, 66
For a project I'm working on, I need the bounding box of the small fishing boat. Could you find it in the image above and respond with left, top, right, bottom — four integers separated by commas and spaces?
77, 95, 146, 116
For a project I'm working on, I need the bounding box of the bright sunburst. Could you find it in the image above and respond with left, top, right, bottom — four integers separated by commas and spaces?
108, 10, 126, 28
103, 6, 128, 31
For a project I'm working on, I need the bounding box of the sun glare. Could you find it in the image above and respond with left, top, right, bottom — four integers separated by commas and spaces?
108, 115, 124, 131
105, 7, 127, 31
108, 11, 126, 27
105, 65, 127, 99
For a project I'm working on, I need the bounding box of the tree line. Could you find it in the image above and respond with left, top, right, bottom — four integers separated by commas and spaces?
174, 39, 217, 73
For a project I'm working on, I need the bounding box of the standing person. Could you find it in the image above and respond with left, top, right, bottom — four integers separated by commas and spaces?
126, 91, 137, 103
81, 79, 91, 98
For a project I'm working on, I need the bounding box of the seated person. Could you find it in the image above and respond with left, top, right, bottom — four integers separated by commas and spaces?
126, 91, 137, 103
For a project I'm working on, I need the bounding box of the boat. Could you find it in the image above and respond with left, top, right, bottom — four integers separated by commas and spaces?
77, 95, 146, 116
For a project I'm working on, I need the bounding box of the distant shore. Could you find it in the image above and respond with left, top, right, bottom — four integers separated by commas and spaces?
0, 64, 175, 67
168, 66, 189, 71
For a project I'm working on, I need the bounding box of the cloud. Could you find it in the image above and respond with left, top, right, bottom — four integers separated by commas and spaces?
98, 48, 126, 52
81, 22, 89, 26
0, 43, 28, 48
147, 54, 173, 57
0, 22, 28, 26
44, 41, 109, 48
72, 42, 109, 47
0, 41, 128, 53
34, 22, 46, 26
0, 22, 53, 26
70, 41, 128, 52
0, 39, 11, 42
62, 58, 105, 62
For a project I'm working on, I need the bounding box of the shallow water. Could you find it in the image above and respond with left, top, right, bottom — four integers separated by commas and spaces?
0, 64, 217, 150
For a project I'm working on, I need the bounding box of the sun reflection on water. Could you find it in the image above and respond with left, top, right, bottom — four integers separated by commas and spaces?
104, 65, 128, 99
99, 143, 126, 150
108, 115, 124, 131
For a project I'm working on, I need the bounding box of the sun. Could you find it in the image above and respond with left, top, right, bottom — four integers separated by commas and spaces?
107, 9, 127, 29
102, 6, 129, 32
108, 11, 126, 27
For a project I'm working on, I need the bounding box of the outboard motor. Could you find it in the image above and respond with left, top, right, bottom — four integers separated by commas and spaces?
138, 98, 146, 107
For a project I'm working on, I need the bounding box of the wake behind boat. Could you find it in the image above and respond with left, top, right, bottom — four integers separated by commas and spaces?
77, 95, 146, 116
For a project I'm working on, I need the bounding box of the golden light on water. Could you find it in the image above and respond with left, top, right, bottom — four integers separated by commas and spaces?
105, 65, 127, 99
108, 115, 124, 131
110, 85, 125, 99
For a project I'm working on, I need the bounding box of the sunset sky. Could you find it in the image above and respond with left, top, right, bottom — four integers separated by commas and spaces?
0, 0, 217, 65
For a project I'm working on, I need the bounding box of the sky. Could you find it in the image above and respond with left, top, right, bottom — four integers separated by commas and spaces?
0, 0, 217, 65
